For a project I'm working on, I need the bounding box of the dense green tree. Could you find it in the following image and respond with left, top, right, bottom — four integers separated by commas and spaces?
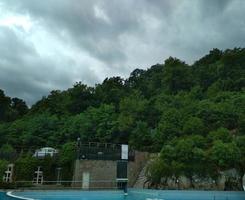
0, 90, 12, 122
95, 77, 126, 109
155, 108, 183, 148
22, 113, 61, 147
62, 104, 118, 143
0, 90, 28, 122
67, 82, 97, 114
234, 136, 245, 190
193, 49, 223, 89
162, 57, 193, 93
0, 144, 16, 161
157, 135, 207, 188
15, 154, 39, 181
208, 141, 240, 172
160, 145, 184, 182
146, 157, 171, 188
58, 142, 76, 181
129, 121, 153, 151
183, 117, 205, 135
11, 98, 28, 118
118, 91, 148, 141
207, 128, 233, 143
173, 136, 206, 187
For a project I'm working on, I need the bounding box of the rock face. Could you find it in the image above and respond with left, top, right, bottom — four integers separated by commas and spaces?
133, 164, 245, 191
133, 164, 148, 188
133, 154, 157, 188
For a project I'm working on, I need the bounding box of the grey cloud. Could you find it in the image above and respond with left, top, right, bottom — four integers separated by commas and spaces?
199, 0, 231, 16
0, 27, 36, 63
1, 0, 245, 104
4, 0, 132, 66
0, 27, 99, 105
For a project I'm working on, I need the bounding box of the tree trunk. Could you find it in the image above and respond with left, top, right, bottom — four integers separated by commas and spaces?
189, 176, 195, 188
238, 173, 244, 191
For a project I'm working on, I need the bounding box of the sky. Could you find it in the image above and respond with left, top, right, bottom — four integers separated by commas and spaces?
0, 0, 245, 105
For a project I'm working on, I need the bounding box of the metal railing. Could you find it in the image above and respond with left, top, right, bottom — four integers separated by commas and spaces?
77, 142, 135, 161
1, 180, 127, 190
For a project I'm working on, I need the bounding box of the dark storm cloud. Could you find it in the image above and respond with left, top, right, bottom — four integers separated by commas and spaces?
0, 0, 245, 104
0, 26, 99, 105
199, 0, 231, 16
4, 0, 132, 65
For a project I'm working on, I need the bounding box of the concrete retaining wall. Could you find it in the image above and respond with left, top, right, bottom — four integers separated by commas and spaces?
72, 151, 149, 189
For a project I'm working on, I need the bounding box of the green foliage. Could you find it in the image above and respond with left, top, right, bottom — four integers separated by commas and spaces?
118, 91, 148, 130
62, 104, 118, 143
59, 142, 76, 165
152, 135, 208, 188
68, 83, 97, 114
0, 144, 16, 161
235, 136, 245, 179
0, 159, 8, 178
207, 127, 232, 143
0, 90, 28, 122
11, 98, 28, 118
15, 154, 39, 181
14, 154, 60, 182
183, 117, 205, 135
95, 77, 126, 108
58, 142, 76, 181
155, 108, 183, 147
42, 156, 58, 181
163, 57, 193, 93
146, 157, 171, 186
4, 113, 63, 148
208, 140, 240, 169
129, 121, 153, 151
174, 136, 206, 180
118, 91, 148, 142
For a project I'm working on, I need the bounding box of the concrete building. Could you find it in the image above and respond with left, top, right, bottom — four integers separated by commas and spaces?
72, 142, 149, 189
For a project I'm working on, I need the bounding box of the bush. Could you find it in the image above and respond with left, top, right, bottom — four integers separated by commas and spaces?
0, 181, 16, 189
0, 159, 8, 178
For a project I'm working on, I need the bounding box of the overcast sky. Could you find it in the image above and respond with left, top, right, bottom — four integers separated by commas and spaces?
0, 0, 245, 105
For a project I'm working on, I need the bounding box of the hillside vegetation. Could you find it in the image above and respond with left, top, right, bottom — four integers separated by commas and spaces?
0, 48, 244, 189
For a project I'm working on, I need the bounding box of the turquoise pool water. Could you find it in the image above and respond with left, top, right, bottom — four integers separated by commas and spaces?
1, 189, 245, 200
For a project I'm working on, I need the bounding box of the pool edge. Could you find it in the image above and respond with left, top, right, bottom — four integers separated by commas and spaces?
6, 191, 36, 200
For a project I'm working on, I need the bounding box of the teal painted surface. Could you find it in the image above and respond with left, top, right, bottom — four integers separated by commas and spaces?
12, 190, 123, 200
0, 192, 3, 200
129, 189, 245, 200
0, 192, 10, 200
0, 192, 6, 200
0, 191, 18, 200
3, 189, 245, 200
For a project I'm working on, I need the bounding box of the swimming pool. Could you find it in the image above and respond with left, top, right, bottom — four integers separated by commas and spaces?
1, 189, 245, 200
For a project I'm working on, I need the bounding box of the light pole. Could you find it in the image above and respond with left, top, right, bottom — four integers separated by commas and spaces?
56, 167, 62, 185
77, 137, 81, 159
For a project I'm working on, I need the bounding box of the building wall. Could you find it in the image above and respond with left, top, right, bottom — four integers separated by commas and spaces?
72, 151, 149, 189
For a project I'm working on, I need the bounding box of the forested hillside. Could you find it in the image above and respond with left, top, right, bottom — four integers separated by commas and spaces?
0, 48, 244, 188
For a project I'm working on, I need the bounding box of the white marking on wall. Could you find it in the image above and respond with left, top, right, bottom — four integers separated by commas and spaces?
82, 172, 90, 189
121, 144, 128, 160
